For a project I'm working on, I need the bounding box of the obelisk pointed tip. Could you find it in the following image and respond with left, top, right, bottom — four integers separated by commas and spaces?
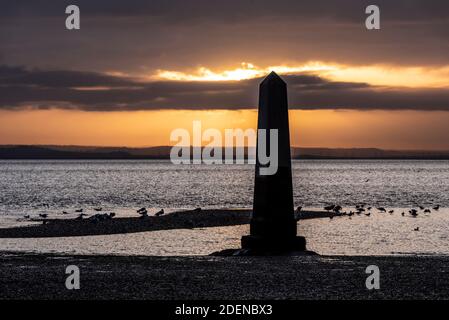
261, 71, 285, 85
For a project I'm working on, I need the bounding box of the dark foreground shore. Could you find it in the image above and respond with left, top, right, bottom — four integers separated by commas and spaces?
1, 251, 449, 299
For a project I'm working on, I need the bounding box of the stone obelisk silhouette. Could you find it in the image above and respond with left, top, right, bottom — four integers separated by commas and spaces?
241, 72, 306, 252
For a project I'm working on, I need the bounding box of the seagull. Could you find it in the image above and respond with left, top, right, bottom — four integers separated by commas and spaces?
75, 209, 83, 213
39, 213, 48, 218
333, 205, 342, 213
94, 207, 103, 212
401, 212, 405, 216
433, 205, 440, 211
23, 215, 30, 219
367, 207, 372, 210
138, 209, 148, 216
109, 212, 116, 218
324, 205, 335, 212
409, 209, 418, 217
414, 227, 420, 231
365, 212, 371, 216
296, 206, 302, 212
388, 210, 394, 214
62, 211, 69, 214
155, 209, 165, 216
424, 209, 431, 213
357, 208, 365, 212
419, 206, 425, 210
137, 207, 146, 213
377, 207, 386, 212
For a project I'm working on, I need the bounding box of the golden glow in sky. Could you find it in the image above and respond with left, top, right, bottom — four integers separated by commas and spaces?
154, 61, 449, 88
155, 62, 336, 81
1, 109, 449, 150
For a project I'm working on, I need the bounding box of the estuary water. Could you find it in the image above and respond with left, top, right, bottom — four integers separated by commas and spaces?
0, 159, 448, 256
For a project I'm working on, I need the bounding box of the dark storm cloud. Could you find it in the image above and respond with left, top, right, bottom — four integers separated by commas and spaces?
0, 65, 137, 88
1, 0, 448, 71
1, 65, 449, 111
2, 0, 448, 22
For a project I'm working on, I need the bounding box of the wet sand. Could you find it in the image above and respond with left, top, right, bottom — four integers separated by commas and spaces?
1, 251, 448, 299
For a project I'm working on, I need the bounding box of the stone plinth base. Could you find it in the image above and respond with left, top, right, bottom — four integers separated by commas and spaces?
241, 235, 306, 251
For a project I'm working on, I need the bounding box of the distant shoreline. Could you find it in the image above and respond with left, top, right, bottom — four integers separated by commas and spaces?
1, 145, 449, 160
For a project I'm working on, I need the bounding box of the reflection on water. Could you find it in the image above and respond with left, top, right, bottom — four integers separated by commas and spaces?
1, 208, 449, 256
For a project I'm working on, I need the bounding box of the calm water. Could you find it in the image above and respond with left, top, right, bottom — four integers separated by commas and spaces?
0, 159, 448, 255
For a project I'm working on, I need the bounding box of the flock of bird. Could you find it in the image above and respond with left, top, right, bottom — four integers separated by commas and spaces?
296, 203, 440, 224
22, 206, 204, 222
136, 207, 165, 218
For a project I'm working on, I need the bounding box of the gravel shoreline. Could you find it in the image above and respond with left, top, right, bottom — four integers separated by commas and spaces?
1, 251, 449, 299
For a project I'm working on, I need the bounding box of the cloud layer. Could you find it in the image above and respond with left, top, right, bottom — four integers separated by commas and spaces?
1, 65, 449, 111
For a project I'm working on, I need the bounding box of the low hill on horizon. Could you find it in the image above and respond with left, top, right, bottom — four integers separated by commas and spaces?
1, 145, 449, 160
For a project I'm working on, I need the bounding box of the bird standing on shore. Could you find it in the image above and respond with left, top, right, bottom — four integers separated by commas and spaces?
433, 205, 440, 211
377, 207, 386, 212
155, 209, 165, 216
333, 205, 342, 213
137, 206, 149, 219
39, 213, 48, 218
324, 205, 335, 212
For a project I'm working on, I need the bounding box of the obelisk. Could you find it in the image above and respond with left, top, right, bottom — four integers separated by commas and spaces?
241, 72, 306, 252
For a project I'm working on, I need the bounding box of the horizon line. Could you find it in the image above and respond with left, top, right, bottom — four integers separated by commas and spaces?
1, 144, 449, 152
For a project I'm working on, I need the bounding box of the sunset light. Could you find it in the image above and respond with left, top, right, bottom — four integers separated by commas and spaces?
154, 61, 449, 89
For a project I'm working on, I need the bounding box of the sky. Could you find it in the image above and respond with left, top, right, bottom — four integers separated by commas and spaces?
0, 0, 448, 149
